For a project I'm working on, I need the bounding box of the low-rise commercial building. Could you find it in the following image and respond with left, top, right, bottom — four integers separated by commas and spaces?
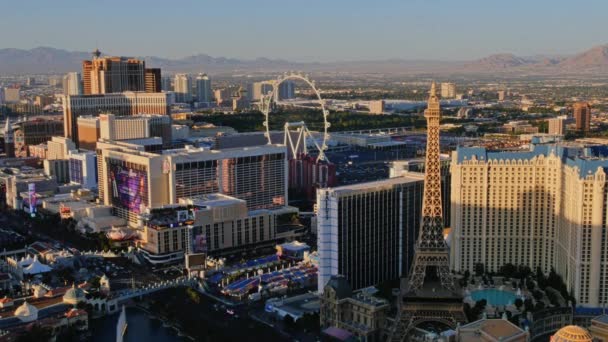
320, 275, 389, 342
138, 194, 292, 264
449, 318, 529, 341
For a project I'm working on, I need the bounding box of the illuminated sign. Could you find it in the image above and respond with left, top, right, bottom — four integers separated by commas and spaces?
27, 183, 36, 217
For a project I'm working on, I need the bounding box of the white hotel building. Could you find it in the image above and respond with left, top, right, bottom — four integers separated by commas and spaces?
317, 174, 425, 293
451, 141, 608, 307
97, 142, 288, 225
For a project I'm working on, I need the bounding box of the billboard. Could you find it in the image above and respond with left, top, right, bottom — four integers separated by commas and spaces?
28, 183, 36, 217
177, 210, 189, 223
108, 162, 148, 214
192, 233, 207, 254
185, 254, 206, 271
59, 204, 71, 219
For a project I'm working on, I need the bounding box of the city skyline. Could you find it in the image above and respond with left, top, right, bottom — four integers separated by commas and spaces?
4, 2, 608, 340
1, 0, 607, 62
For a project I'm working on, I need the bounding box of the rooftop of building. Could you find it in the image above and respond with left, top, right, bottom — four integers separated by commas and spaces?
278, 241, 310, 253
164, 143, 286, 158
325, 275, 353, 299
322, 173, 424, 195
180, 193, 245, 208
66, 91, 169, 99
350, 289, 389, 308
266, 292, 320, 318
0, 166, 43, 179
367, 141, 408, 148
551, 325, 592, 342
592, 314, 608, 324
455, 142, 608, 177
458, 318, 527, 341
392, 154, 451, 165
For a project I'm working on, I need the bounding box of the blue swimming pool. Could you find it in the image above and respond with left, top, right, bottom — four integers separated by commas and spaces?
470, 289, 517, 306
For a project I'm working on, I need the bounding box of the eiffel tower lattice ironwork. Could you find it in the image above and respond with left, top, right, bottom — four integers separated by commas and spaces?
386, 82, 460, 342
407, 81, 455, 293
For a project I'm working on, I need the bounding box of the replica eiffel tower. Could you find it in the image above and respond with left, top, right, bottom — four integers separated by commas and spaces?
386, 83, 466, 341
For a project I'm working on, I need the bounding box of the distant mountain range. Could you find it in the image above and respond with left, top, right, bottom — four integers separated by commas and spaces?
1, 45, 608, 75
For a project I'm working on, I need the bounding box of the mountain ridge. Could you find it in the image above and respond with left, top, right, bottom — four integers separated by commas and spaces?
0, 45, 607, 75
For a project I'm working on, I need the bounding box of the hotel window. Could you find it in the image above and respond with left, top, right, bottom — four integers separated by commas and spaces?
163, 231, 170, 252
173, 230, 178, 251
237, 220, 242, 246
213, 224, 219, 250
259, 218, 265, 241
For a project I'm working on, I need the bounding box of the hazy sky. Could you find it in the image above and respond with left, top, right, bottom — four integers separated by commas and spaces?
1, 0, 606, 62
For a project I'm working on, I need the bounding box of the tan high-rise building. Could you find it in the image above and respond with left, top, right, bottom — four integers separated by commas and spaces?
497, 90, 507, 101
99, 113, 172, 147
100, 114, 147, 141
451, 143, 608, 307
247, 82, 273, 101
574, 102, 591, 132
81, 50, 161, 95
82, 60, 93, 95
214, 88, 233, 106
63, 92, 171, 146
440, 82, 456, 98
47, 137, 76, 160
145, 68, 161, 93
76, 116, 101, 151
368, 100, 385, 114
547, 116, 567, 135
86, 56, 145, 94
76, 113, 172, 150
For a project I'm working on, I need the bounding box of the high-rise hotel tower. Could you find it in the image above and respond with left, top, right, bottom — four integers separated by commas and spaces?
451, 142, 608, 307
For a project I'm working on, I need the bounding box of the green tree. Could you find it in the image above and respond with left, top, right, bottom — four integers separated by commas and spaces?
516, 265, 532, 279
526, 278, 536, 291
186, 288, 201, 304
536, 267, 547, 289
535, 302, 546, 311
474, 263, 485, 277
500, 263, 516, 278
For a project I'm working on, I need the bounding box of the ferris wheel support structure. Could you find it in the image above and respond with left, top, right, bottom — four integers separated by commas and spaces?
260, 72, 330, 162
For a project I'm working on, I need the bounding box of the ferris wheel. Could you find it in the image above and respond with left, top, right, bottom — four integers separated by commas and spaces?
259, 72, 330, 162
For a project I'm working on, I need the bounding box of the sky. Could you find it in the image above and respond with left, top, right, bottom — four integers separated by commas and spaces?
1, 0, 607, 62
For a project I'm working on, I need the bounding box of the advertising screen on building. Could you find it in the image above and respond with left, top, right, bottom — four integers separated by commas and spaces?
60, 204, 72, 219
28, 183, 36, 217
185, 253, 206, 271
107, 161, 148, 214
192, 233, 207, 254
